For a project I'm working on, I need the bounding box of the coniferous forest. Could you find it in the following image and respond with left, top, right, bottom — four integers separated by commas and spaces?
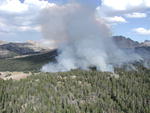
0, 68, 150, 113
0, 0, 150, 112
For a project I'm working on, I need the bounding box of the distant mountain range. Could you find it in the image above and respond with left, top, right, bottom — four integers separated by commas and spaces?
113, 36, 150, 65
0, 36, 150, 59
0, 41, 50, 59
113, 36, 150, 48
113, 36, 140, 48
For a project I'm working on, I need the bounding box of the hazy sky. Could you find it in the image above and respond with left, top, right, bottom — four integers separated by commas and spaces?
0, 0, 150, 42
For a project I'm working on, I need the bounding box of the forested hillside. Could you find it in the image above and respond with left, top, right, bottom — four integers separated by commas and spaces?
0, 50, 57, 72
0, 40, 149, 113
0, 69, 150, 113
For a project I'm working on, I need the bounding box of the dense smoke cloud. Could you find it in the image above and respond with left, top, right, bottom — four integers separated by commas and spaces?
40, 1, 142, 72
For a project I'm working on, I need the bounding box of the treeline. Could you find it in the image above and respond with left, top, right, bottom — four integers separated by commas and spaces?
0, 69, 149, 113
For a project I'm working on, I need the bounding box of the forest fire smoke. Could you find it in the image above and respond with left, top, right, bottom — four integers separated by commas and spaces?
40, 1, 142, 72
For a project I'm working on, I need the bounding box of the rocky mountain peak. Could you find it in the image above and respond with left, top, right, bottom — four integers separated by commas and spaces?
113, 36, 140, 48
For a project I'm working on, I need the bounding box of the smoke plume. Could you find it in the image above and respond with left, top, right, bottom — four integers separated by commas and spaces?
40, 1, 142, 72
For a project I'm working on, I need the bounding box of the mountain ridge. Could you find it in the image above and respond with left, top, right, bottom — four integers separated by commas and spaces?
0, 41, 51, 59
0, 36, 149, 59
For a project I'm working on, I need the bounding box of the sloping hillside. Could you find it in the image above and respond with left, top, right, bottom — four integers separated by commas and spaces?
0, 36, 150, 72
0, 36, 149, 59
113, 36, 150, 63
0, 69, 149, 113
113, 36, 140, 48
0, 50, 57, 72
0, 41, 49, 59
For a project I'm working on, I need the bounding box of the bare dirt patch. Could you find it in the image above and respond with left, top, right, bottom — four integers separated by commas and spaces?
0, 72, 31, 80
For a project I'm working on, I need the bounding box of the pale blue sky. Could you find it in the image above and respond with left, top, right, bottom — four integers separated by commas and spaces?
112, 10, 150, 42
0, 0, 150, 42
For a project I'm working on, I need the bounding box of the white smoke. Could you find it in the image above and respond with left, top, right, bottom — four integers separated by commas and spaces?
40, 1, 142, 72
